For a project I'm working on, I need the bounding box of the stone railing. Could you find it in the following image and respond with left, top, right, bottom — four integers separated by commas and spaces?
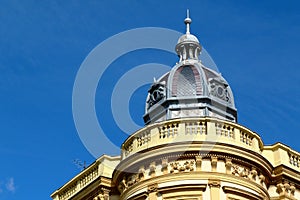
289, 151, 300, 168
281, 145, 300, 170
51, 155, 120, 200
121, 118, 263, 159
56, 164, 99, 200
57, 182, 77, 200
262, 143, 300, 172
78, 165, 99, 188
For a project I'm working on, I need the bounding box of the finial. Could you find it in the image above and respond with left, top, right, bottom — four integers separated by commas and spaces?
184, 9, 192, 34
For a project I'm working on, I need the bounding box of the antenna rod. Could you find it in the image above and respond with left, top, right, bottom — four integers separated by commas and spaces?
184, 9, 192, 34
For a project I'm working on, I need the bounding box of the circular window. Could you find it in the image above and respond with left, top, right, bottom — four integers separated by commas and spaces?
217, 86, 224, 97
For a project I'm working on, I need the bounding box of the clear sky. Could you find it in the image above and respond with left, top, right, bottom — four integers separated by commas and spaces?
0, 0, 300, 199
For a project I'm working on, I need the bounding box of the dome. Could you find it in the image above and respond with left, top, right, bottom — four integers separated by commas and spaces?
144, 61, 237, 124
143, 14, 237, 125
177, 33, 199, 43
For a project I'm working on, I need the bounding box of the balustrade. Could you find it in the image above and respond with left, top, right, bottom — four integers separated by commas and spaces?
122, 118, 263, 159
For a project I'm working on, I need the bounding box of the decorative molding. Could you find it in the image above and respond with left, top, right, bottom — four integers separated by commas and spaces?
250, 167, 258, 181
208, 77, 231, 103
225, 158, 232, 174
231, 164, 266, 188
117, 153, 271, 194
149, 162, 156, 177
195, 155, 202, 172
211, 156, 218, 172
119, 171, 269, 200
170, 160, 195, 173
162, 159, 168, 175
147, 183, 158, 193
138, 166, 145, 181
208, 179, 221, 188
93, 188, 110, 200
147, 82, 165, 109
276, 181, 296, 199
222, 186, 264, 200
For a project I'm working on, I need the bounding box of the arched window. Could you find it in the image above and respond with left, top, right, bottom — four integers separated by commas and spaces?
172, 65, 202, 97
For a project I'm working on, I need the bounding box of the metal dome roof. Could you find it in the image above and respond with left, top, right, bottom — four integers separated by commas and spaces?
177, 33, 199, 44
143, 13, 237, 125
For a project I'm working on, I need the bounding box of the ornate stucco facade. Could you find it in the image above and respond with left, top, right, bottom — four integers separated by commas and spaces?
51, 14, 300, 200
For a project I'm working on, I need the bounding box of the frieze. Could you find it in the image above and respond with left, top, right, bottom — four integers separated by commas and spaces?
231, 164, 266, 187
170, 160, 195, 173
276, 181, 296, 198
117, 154, 269, 194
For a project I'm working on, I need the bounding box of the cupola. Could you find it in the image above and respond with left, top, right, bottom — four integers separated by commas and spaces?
144, 11, 237, 124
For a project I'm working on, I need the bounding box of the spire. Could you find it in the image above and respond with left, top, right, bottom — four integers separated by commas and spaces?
184, 9, 192, 34
175, 10, 201, 61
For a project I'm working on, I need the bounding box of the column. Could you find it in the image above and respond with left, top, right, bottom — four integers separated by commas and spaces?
208, 179, 221, 200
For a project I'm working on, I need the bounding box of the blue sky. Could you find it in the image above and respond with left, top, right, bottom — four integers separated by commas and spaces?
0, 0, 300, 199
